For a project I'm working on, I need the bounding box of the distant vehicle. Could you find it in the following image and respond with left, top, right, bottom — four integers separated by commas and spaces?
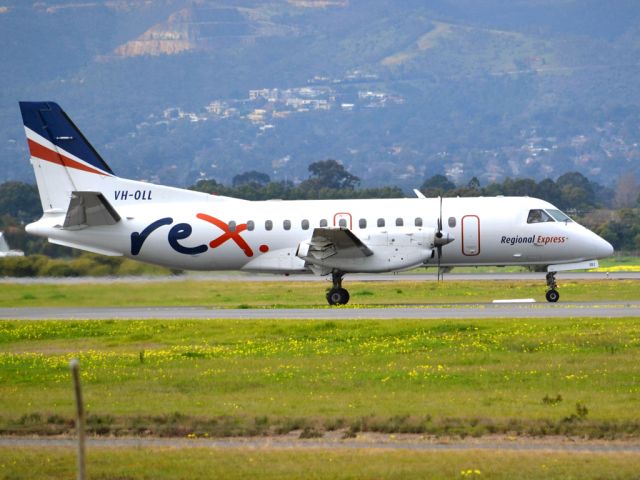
0, 232, 24, 257
19, 101, 613, 304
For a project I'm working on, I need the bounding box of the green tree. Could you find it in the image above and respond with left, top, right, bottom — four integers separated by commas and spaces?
0, 182, 40, 224
419, 174, 456, 197
556, 172, 596, 211
467, 177, 481, 190
535, 178, 563, 206
303, 159, 360, 190
232, 171, 271, 188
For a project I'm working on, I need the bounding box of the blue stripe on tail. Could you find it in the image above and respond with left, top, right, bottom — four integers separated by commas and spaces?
19, 101, 114, 175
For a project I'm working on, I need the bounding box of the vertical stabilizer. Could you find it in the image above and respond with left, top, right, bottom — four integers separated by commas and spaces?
19, 102, 114, 213
0, 232, 9, 252
0, 232, 25, 257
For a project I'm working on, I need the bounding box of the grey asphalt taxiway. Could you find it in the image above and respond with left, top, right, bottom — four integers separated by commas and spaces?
1, 301, 639, 320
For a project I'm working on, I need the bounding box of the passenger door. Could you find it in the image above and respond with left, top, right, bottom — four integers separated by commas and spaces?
461, 215, 480, 256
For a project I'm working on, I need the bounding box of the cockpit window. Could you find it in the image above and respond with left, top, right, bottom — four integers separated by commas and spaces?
527, 209, 554, 224
546, 209, 573, 223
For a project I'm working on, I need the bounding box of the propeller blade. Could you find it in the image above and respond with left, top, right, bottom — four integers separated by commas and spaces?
437, 196, 443, 281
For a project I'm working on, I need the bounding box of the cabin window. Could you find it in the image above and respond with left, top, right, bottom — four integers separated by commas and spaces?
283, 219, 291, 230
547, 209, 573, 223
414, 217, 423, 227
396, 218, 404, 227
527, 209, 554, 224
377, 218, 385, 227
246, 220, 255, 231
301, 219, 310, 230
265, 220, 273, 231
228, 221, 236, 232
448, 217, 456, 228
359, 218, 367, 229
320, 219, 328, 227
338, 218, 347, 228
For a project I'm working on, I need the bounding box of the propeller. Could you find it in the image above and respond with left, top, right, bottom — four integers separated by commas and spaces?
434, 196, 454, 281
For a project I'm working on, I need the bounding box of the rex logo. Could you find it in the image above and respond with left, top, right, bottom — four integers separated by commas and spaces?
131, 214, 254, 257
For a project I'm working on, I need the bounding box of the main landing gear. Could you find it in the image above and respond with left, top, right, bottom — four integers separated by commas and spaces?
545, 272, 560, 303
326, 271, 350, 306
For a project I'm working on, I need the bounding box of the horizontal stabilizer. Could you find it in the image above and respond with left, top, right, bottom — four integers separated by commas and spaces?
63, 191, 121, 229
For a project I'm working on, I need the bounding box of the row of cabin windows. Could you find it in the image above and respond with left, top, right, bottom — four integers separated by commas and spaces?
227, 217, 458, 232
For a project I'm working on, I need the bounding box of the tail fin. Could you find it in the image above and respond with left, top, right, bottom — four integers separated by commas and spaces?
0, 232, 25, 257
0, 232, 9, 253
19, 101, 114, 212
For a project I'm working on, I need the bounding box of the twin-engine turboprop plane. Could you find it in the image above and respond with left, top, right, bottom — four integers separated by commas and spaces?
19, 102, 614, 304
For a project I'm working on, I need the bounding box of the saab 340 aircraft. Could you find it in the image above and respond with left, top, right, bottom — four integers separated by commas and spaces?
19, 102, 614, 304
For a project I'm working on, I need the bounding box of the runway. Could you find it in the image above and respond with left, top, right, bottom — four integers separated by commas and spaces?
1, 301, 639, 320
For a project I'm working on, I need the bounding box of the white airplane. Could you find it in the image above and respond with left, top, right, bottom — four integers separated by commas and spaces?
0, 232, 24, 257
19, 101, 613, 304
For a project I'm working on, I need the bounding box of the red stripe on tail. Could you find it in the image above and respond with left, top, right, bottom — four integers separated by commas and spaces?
28, 139, 109, 176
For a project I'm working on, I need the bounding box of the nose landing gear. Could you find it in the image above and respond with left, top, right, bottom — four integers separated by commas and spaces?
326, 271, 350, 306
545, 272, 560, 303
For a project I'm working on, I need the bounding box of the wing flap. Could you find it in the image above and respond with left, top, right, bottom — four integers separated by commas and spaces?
299, 227, 373, 261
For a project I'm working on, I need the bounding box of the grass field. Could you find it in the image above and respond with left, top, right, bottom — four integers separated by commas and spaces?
1, 278, 639, 307
2, 316, 640, 439
3, 446, 640, 479
2, 278, 639, 479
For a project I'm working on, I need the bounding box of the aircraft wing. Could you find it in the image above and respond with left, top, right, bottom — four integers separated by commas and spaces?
298, 227, 373, 261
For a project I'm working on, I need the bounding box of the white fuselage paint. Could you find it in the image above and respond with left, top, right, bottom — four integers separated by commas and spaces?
27, 193, 614, 274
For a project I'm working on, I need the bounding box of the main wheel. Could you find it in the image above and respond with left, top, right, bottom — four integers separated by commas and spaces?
545, 289, 560, 303
327, 287, 350, 306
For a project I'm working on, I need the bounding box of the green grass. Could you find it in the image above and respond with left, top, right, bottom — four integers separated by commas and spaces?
2, 317, 640, 439
596, 255, 640, 269
2, 447, 640, 479
0, 278, 638, 307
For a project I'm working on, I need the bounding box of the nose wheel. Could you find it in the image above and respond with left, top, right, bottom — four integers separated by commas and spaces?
327, 271, 350, 306
545, 272, 560, 303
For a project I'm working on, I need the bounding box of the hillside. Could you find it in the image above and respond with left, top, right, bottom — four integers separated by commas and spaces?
1, 0, 639, 189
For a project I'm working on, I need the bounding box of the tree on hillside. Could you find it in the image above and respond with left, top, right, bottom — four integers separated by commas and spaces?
595, 208, 640, 252
303, 159, 360, 190
535, 178, 563, 207
556, 172, 596, 211
614, 173, 639, 209
0, 182, 40, 224
188, 178, 232, 196
419, 174, 456, 197
467, 177, 481, 190
232, 171, 271, 188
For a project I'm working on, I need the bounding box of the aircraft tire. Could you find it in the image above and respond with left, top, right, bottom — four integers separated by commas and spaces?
545, 289, 560, 303
327, 287, 350, 306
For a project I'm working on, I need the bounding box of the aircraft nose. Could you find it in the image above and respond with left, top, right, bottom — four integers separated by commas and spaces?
593, 234, 614, 259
